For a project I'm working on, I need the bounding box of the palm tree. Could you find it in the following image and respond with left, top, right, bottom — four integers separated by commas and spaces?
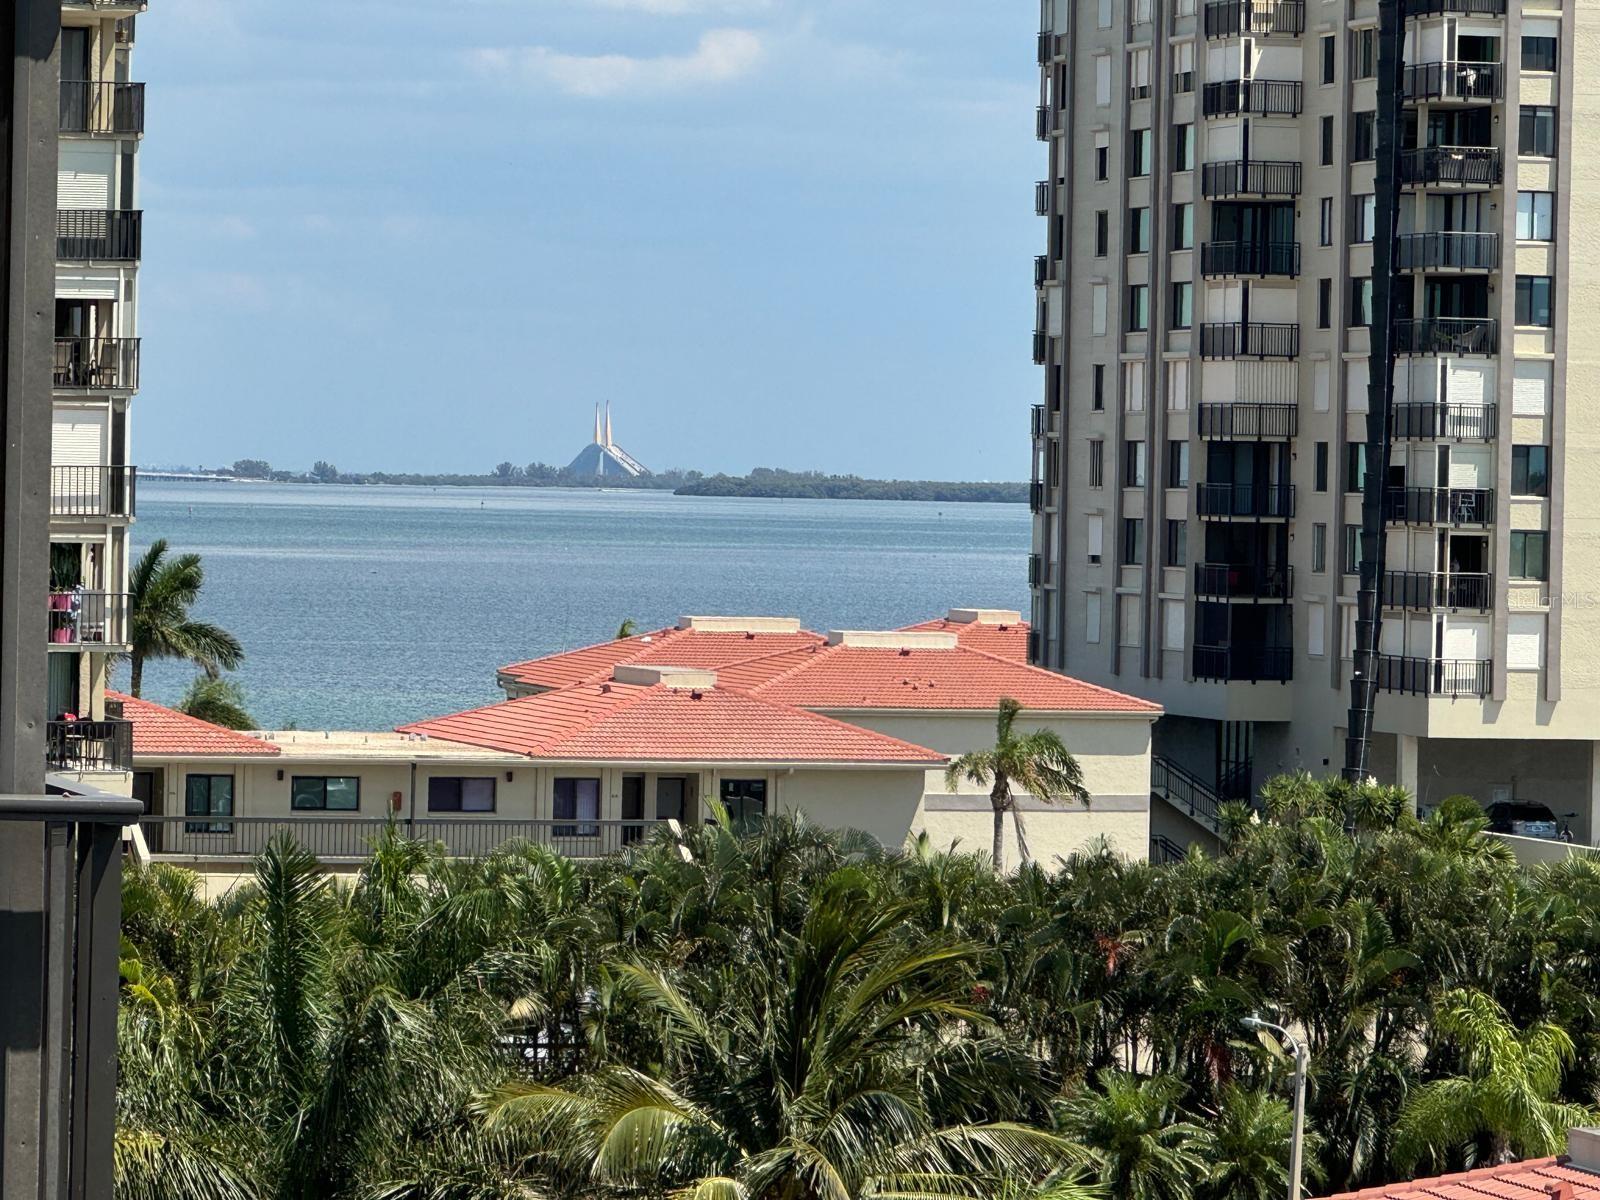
127, 539, 243, 697
175, 675, 256, 731
1196, 1085, 1320, 1200
1393, 988, 1595, 1169
615, 618, 638, 639
1060, 1071, 1204, 1200
946, 696, 1088, 870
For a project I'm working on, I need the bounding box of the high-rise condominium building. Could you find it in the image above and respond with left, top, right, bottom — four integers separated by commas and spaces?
49, 0, 146, 791
1028, 0, 1597, 842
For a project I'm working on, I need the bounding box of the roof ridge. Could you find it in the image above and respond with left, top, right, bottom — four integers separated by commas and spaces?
511, 678, 672, 755
955, 645, 1162, 711
744, 640, 841, 694
710, 685, 948, 760
499, 627, 675, 677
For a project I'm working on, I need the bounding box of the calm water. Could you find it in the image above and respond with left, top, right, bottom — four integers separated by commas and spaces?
131, 482, 1031, 730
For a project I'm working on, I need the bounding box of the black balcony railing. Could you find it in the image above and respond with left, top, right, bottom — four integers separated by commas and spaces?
1396, 231, 1499, 271
1383, 571, 1493, 611
1035, 180, 1050, 215
1404, 61, 1503, 102
1375, 655, 1492, 699
47, 590, 129, 648
1384, 486, 1495, 526
1395, 317, 1497, 356
1032, 330, 1048, 366
1034, 255, 1049, 287
1202, 79, 1302, 118
1031, 404, 1047, 438
1037, 31, 1052, 64
1036, 105, 1050, 140
1194, 562, 1294, 601
57, 209, 142, 261
1201, 159, 1302, 199
1392, 403, 1497, 440
1407, 0, 1505, 13
46, 717, 133, 773
1200, 240, 1301, 278
1198, 402, 1298, 439
1197, 481, 1295, 519
49, 464, 136, 519
1193, 643, 1294, 682
1200, 322, 1299, 359
1150, 834, 1188, 864
1400, 145, 1502, 187
59, 80, 145, 135
63, 0, 147, 8
53, 336, 140, 390
1203, 0, 1305, 37
1151, 756, 1225, 833
1029, 481, 1045, 512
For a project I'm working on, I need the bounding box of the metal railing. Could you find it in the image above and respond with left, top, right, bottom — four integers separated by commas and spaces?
1375, 655, 1492, 698
53, 337, 140, 390
1400, 145, 1501, 187
134, 815, 683, 861
1396, 231, 1499, 271
1028, 553, 1042, 587
1031, 404, 1047, 438
1197, 481, 1295, 519
1395, 317, 1497, 356
1194, 562, 1294, 601
1037, 31, 1052, 64
46, 718, 133, 773
62, 0, 147, 7
1392, 402, 1496, 440
1202, 79, 1303, 118
1404, 61, 1503, 102
1036, 105, 1050, 140
1200, 240, 1301, 278
1032, 330, 1048, 366
1151, 756, 1225, 833
1383, 571, 1493, 611
57, 208, 142, 261
1193, 643, 1294, 682
1203, 0, 1305, 37
1200, 321, 1299, 359
59, 80, 145, 135
49, 465, 136, 518
1201, 159, 1302, 198
47, 591, 129, 647
1198, 402, 1298, 439
1034, 255, 1049, 287
1407, 0, 1505, 13
1384, 486, 1495, 526
1035, 179, 1050, 215
1150, 833, 1189, 864
1029, 481, 1045, 512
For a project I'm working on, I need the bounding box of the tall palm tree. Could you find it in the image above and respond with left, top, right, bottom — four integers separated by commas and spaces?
946, 697, 1088, 870
127, 539, 243, 697
175, 675, 256, 731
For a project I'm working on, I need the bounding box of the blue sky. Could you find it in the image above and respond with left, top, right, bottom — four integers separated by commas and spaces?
136, 0, 1040, 479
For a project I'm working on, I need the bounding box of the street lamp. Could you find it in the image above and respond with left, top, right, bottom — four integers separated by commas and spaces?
1243, 1014, 1310, 1200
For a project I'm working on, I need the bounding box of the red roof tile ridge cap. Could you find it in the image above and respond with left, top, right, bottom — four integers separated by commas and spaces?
956, 646, 1162, 710
396, 678, 665, 754
499, 627, 676, 676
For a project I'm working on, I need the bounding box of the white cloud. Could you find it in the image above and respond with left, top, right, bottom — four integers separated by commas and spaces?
473, 28, 764, 97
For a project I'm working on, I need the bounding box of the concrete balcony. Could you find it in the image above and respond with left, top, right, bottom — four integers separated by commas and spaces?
1193, 644, 1293, 682
1392, 402, 1496, 440
1203, 0, 1304, 38
1201, 159, 1301, 199
1200, 240, 1300, 279
53, 337, 140, 391
1196, 481, 1295, 519
57, 209, 142, 262
1200, 322, 1299, 359
1202, 79, 1302, 118
1375, 655, 1492, 699
46, 718, 133, 774
47, 591, 130, 650
1198, 402, 1298, 439
1384, 486, 1494, 527
1394, 317, 1497, 357
1403, 61, 1503, 103
49, 465, 136, 519
59, 81, 145, 136
1383, 571, 1493, 612
1194, 562, 1294, 602
1396, 231, 1499, 273
1400, 146, 1501, 189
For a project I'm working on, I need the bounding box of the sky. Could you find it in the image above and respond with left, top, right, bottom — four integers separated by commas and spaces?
135, 0, 1042, 480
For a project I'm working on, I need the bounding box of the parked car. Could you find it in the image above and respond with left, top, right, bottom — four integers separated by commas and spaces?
1483, 801, 1571, 841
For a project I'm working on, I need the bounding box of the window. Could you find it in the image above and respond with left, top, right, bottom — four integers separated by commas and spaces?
1352, 112, 1376, 162
1516, 276, 1553, 327
1311, 523, 1327, 574
1512, 445, 1550, 497
1089, 440, 1104, 488
1172, 203, 1193, 250
1522, 36, 1558, 73
1519, 106, 1557, 157
1095, 210, 1109, 256
1349, 277, 1373, 327
1088, 513, 1104, 564
1129, 48, 1151, 100
1320, 116, 1335, 166
720, 778, 767, 833
1510, 531, 1550, 581
1124, 440, 1147, 487
1319, 197, 1333, 246
1343, 524, 1363, 574
1321, 34, 1336, 85
1086, 590, 1102, 641
1351, 193, 1376, 242
1318, 279, 1332, 329
1094, 54, 1112, 106
1516, 192, 1554, 241
553, 777, 601, 837
1128, 285, 1149, 332
1351, 27, 1377, 80
1128, 206, 1150, 253
428, 776, 496, 812
1122, 517, 1145, 566
1091, 283, 1108, 335
1165, 519, 1187, 567
1172, 281, 1193, 330
1173, 42, 1194, 94
1123, 360, 1146, 411
1095, 137, 1109, 181
1314, 443, 1329, 492
1129, 128, 1152, 176
184, 773, 233, 834
1166, 440, 1189, 488
1172, 123, 1194, 170
1346, 443, 1369, 494
1092, 363, 1106, 410
292, 776, 360, 811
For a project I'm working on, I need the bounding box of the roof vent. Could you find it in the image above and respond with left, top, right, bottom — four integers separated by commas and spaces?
613, 665, 719, 690
827, 630, 960, 650
947, 608, 1023, 626
677, 616, 803, 634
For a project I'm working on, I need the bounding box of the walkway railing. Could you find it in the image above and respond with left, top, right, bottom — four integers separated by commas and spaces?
1151, 756, 1224, 834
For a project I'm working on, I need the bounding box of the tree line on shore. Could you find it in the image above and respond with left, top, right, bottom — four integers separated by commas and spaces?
117, 776, 1600, 1200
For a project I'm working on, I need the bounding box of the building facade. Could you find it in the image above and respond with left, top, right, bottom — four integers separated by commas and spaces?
49, 0, 145, 790
1028, 0, 1600, 838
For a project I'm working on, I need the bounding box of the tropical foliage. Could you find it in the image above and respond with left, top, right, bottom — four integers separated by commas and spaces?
174, 675, 257, 730
116, 780, 1600, 1200
126, 539, 244, 697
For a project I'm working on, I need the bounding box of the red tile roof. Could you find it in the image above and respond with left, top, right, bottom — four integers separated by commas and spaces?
399, 681, 948, 765
1315, 1158, 1600, 1200
109, 691, 280, 758
499, 626, 826, 691
743, 644, 1162, 713
901, 616, 1031, 663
